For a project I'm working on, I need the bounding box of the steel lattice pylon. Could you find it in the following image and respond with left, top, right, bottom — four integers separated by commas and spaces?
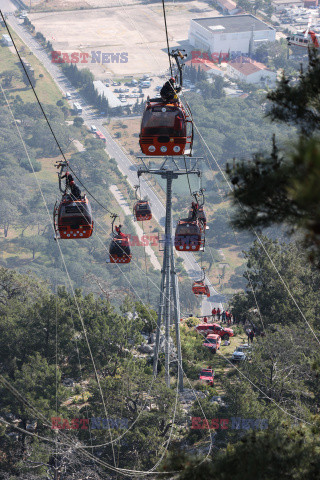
137, 156, 202, 391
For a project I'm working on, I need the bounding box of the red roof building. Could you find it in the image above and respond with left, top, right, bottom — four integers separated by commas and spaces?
227, 57, 277, 85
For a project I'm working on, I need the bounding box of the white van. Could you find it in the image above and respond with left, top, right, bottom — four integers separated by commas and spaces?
66, 92, 72, 99
90, 125, 97, 133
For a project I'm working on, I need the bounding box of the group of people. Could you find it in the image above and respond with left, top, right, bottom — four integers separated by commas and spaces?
202, 308, 233, 325
211, 308, 233, 325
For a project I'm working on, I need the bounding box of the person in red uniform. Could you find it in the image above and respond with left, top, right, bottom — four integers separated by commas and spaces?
212, 308, 217, 320
115, 225, 126, 238
160, 77, 181, 103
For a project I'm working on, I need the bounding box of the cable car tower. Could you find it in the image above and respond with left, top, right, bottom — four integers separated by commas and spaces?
137, 156, 202, 391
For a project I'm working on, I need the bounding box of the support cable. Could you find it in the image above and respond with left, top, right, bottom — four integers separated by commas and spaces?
0, 10, 116, 219
179, 89, 320, 345
161, 0, 173, 76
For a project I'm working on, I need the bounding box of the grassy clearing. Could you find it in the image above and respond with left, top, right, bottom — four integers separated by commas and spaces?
2, 28, 63, 106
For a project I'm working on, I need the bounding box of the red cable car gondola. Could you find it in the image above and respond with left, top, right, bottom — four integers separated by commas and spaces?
108, 223, 132, 264
139, 49, 193, 156
174, 219, 203, 252
192, 268, 210, 297
54, 161, 93, 240
139, 100, 193, 156
54, 195, 93, 239
133, 200, 152, 221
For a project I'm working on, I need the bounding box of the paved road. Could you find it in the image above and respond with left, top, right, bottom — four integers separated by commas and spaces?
6, 10, 225, 314
0, 0, 17, 14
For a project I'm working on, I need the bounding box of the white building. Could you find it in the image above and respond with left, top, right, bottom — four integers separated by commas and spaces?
2, 34, 13, 46
93, 80, 122, 109
188, 15, 276, 56
227, 58, 277, 85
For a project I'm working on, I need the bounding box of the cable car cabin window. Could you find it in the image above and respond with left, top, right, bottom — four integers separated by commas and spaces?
110, 239, 131, 257
136, 204, 150, 212
176, 223, 200, 236
141, 107, 186, 137
59, 202, 92, 226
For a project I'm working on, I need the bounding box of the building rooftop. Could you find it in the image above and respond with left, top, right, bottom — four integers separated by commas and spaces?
228, 58, 272, 75
217, 0, 238, 10
185, 58, 225, 71
93, 80, 122, 109
272, 0, 302, 3
191, 14, 274, 34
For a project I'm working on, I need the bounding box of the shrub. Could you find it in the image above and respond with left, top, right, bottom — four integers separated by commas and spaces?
73, 117, 84, 127
185, 317, 199, 328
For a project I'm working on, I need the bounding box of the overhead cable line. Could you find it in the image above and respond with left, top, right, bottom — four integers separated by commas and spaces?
180, 95, 320, 346
161, 0, 173, 76
0, 81, 118, 468
0, 10, 116, 218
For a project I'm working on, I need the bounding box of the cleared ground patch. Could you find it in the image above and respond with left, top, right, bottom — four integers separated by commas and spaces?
31, 0, 144, 11
29, 1, 219, 77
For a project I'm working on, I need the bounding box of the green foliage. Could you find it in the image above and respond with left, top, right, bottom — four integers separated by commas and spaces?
185, 317, 199, 328
196, 77, 226, 100
226, 49, 320, 264
73, 116, 84, 127
186, 90, 288, 163
0, 268, 183, 475
230, 236, 320, 331
165, 424, 320, 480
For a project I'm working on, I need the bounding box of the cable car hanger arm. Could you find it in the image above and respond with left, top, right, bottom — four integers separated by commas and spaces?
170, 49, 187, 89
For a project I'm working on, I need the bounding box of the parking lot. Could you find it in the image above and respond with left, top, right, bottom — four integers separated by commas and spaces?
273, 5, 320, 33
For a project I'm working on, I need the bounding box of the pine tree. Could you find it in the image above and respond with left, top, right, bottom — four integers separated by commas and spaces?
226, 48, 320, 265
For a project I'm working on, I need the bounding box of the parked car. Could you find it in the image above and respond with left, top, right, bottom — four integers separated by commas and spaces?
90, 125, 97, 133
65, 92, 72, 99
203, 334, 221, 353
196, 323, 234, 341
231, 346, 248, 362
199, 368, 214, 387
